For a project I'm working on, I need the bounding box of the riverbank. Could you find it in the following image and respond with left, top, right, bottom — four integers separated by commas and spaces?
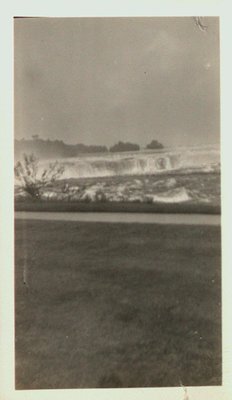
15, 200, 220, 214
15, 170, 220, 212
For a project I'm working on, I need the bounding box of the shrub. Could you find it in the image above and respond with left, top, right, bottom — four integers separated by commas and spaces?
109, 141, 140, 152
14, 153, 65, 199
146, 140, 164, 150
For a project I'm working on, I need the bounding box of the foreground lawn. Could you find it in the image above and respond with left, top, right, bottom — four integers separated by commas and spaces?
15, 219, 221, 389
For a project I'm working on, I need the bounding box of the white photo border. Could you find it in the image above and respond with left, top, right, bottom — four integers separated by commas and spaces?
1, 1, 231, 399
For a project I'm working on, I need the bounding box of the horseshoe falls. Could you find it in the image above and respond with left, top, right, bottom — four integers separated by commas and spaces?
40, 144, 220, 179
16, 144, 220, 208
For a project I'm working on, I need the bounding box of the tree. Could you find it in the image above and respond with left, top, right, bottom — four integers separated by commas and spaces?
14, 153, 65, 199
110, 141, 140, 152
146, 140, 164, 150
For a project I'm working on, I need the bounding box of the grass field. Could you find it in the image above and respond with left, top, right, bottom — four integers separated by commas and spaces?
15, 219, 221, 389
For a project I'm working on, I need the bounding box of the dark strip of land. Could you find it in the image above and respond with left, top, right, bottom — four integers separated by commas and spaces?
15, 200, 220, 214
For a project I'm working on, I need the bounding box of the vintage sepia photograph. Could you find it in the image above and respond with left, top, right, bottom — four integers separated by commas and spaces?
14, 16, 221, 390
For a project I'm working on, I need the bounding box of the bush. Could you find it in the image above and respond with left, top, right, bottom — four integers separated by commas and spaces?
14, 153, 65, 199
146, 140, 164, 150
109, 141, 140, 152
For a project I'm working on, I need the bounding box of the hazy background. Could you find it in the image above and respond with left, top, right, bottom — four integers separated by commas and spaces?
14, 17, 220, 148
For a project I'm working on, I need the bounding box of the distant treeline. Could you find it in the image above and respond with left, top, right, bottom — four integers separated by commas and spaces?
15, 136, 164, 159
109, 141, 140, 152
109, 140, 164, 152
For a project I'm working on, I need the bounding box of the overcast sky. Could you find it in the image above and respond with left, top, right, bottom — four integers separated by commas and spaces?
14, 17, 220, 147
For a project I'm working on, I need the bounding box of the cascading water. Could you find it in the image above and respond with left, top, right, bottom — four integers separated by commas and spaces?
38, 145, 220, 179
15, 144, 220, 207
